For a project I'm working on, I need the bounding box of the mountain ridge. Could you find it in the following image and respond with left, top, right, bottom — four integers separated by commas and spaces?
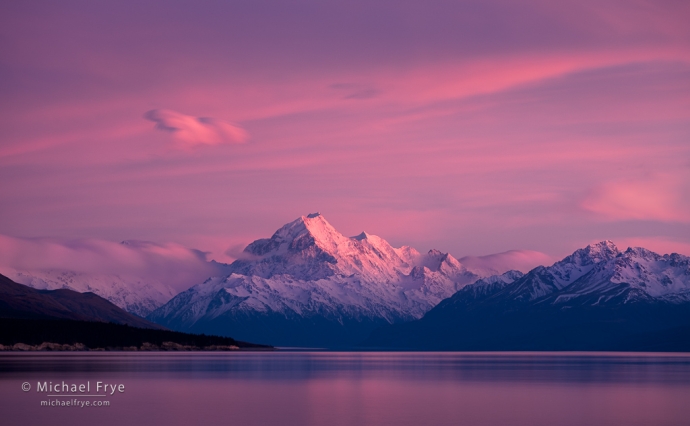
364, 241, 690, 350
0, 273, 162, 329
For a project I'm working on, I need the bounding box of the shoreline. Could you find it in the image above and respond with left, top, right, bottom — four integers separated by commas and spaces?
0, 342, 276, 352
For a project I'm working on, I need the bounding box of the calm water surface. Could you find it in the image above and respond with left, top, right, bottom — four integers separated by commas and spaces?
1, 351, 689, 426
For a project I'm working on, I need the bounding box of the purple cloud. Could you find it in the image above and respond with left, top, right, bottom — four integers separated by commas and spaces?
144, 109, 248, 147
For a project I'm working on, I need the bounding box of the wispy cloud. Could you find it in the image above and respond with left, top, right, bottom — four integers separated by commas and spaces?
459, 250, 554, 275
330, 83, 381, 100
144, 109, 248, 147
582, 173, 690, 223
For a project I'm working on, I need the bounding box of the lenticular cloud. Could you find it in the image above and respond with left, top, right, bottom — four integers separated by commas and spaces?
144, 109, 248, 146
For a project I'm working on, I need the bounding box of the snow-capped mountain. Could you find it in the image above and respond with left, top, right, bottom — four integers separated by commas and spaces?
366, 241, 690, 350
149, 213, 485, 346
424, 270, 525, 314
480, 241, 690, 306
546, 245, 690, 306
500, 240, 622, 302
1, 268, 176, 317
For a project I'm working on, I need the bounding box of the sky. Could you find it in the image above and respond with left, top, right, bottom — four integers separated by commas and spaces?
1, 0, 689, 270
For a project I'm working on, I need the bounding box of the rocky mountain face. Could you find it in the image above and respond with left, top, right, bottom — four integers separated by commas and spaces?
365, 241, 690, 351
148, 213, 492, 347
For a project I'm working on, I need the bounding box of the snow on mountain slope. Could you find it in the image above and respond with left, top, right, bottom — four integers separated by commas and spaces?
364, 243, 690, 350
425, 270, 525, 315
231, 213, 421, 282
502, 241, 621, 302
550, 246, 690, 305
365, 249, 690, 351
451, 241, 690, 308
1, 268, 176, 317
225, 213, 481, 303
149, 213, 484, 341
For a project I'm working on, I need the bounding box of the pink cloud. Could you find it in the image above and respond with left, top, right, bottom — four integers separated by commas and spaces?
459, 250, 555, 275
0, 235, 225, 293
144, 109, 248, 147
582, 173, 690, 222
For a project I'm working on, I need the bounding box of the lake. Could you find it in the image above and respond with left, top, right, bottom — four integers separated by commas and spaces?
1, 351, 689, 426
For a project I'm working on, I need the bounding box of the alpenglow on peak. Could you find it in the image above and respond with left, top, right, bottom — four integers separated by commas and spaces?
148, 213, 486, 346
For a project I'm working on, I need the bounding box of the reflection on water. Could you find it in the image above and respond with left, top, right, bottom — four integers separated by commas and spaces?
2, 352, 690, 426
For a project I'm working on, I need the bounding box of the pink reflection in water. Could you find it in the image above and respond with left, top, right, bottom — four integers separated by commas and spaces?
2, 352, 690, 426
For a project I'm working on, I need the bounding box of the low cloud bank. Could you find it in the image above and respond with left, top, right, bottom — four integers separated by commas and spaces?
0, 235, 227, 293
459, 250, 554, 275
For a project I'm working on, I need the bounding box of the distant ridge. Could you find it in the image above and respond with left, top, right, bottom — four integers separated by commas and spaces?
0, 273, 161, 329
364, 241, 690, 351
0, 274, 269, 350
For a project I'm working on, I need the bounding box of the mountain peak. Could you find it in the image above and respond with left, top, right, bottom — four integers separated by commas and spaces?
241, 213, 338, 258
548, 244, 690, 303
269, 213, 341, 246
566, 240, 620, 265
417, 249, 468, 277
505, 241, 622, 301
352, 231, 370, 241
623, 246, 658, 259
237, 214, 422, 281
299, 213, 350, 251
587, 240, 619, 253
